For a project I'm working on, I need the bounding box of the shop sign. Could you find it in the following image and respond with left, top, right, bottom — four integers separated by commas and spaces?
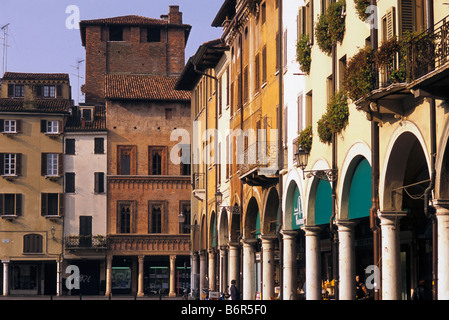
292, 186, 304, 229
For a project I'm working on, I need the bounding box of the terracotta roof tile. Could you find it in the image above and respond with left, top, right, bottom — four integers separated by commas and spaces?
105, 74, 191, 101
80, 15, 170, 26
65, 105, 106, 132
0, 98, 71, 113
2, 72, 69, 81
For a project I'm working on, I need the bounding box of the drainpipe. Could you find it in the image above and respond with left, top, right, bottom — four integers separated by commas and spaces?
277, 0, 284, 300
369, 0, 381, 301
424, 0, 437, 300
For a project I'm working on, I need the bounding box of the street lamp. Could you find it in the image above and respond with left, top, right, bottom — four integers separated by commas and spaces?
295, 145, 337, 182
215, 190, 223, 206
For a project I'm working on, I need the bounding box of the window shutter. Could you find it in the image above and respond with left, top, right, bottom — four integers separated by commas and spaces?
58, 120, 63, 134
59, 193, 64, 216
41, 153, 47, 176
41, 120, 47, 133
15, 194, 22, 216
65, 173, 75, 193
56, 85, 63, 98
58, 153, 63, 176
385, 7, 396, 40
94, 138, 104, 154
36, 85, 42, 97
0, 153, 4, 176
0, 120, 4, 132
0, 194, 3, 215
399, 0, 413, 37
16, 153, 22, 176
41, 193, 47, 216
65, 139, 75, 154
15, 120, 22, 133
8, 84, 14, 97
95, 172, 105, 193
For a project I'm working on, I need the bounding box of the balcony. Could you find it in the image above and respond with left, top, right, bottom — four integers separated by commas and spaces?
108, 234, 191, 254
192, 172, 205, 201
237, 140, 279, 186
355, 15, 449, 119
65, 235, 107, 251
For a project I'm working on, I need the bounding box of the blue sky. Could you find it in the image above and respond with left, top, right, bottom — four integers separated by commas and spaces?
0, 0, 224, 104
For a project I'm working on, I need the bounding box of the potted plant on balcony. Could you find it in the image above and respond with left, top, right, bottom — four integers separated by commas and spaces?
343, 46, 375, 102
317, 90, 349, 144
315, 0, 346, 56
296, 34, 312, 74
296, 125, 313, 152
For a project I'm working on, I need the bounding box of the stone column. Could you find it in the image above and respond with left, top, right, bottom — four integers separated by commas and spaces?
208, 249, 216, 291
379, 211, 406, 300
105, 255, 113, 297
137, 255, 145, 297
282, 230, 298, 300
242, 239, 256, 300
169, 255, 176, 297
191, 252, 199, 296
228, 243, 240, 289
303, 226, 321, 300
337, 220, 357, 300
2, 260, 9, 296
199, 250, 207, 298
434, 200, 449, 300
219, 246, 228, 293
262, 235, 276, 300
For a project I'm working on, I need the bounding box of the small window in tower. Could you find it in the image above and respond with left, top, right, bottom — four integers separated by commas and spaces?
147, 26, 161, 42
109, 25, 123, 41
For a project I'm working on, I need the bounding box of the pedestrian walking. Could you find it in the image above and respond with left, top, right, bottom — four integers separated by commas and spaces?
230, 279, 240, 300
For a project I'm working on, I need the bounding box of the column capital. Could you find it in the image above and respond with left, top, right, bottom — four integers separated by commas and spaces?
302, 225, 321, 237
261, 234, 277, 242
241, 238, 258, 246
281, 229, 299, 239
433, 199, 449, 213
378, 211, 407, 225
336, 220, 358, 232
170, 255, 177, 262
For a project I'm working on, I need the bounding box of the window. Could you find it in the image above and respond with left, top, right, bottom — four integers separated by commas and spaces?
179, 201, 191, 234
243, 66, 248, 104
0, 153, 21, 176
7, 84, 24, 97
81, 108, 93, 122
262, 46, 267, 84
148, 201, 166, 233
179, 144, 191, 176
23, 234, 43, 253
147, 26, 161, 42
65, 139, 75, 155
117, 201, 136, 234
109, 26, 123, 41
0, 194, 22, 216
65, 172, 75, 193
47, 154, 58, 176
79, 216, 92, 247
255, 53, 260, 93
117, 146, 137, 175
261, 2, 266, 24
41, 120, 62, 134
94, 172, 105, 193
148, 146, 167, 175
94, 138, 104, 154
41, 153, 62, 177
1, 119, 21, 133
43, 85, 56, 98
41, 193, 63, 216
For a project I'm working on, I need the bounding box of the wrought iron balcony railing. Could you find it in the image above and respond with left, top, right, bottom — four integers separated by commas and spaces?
65, 235, 107, 250
237, 141, 279, 177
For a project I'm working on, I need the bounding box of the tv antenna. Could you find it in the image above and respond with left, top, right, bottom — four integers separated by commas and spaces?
1, 23, 10, 76
70, 58, 85, 105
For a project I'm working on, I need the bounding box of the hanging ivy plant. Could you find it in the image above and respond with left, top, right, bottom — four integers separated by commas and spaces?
315, 0, 346, 55
297, 125, 313, 152
343, 46, 375, 102
353, 0, 371, 21
296, 34, 312, 74
317, 91, 349, 144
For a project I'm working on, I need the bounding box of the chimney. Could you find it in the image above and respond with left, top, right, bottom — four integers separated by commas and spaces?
160, 14, 169, 21
168, 5, 182, 24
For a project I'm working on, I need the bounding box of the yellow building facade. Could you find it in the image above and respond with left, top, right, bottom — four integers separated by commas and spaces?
0, 72, 71, 295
